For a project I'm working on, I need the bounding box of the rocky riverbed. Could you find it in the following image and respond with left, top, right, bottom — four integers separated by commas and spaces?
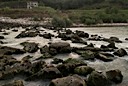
0, 24, 128, 86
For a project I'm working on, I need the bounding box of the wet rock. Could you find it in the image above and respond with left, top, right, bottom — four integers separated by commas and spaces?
81, 50, 95, 60
113, 48, 127, 57
63, 58, 86, 64
49, 42, 71, 53
87, 71, 110, 86
20, 42, 39, 53
109, 37, 122, 43
37, 53, 53, 60
71, 34, 87, 44
40, 45, 49, 54
106, 69, 123, 84
100, 45, 108, 48
49, 74, 87, 86
2, 32, 9, 35
15, 31, 38, 38
12, 29, 18, 32
2, 80, 24, 86
125, 38, 128, 40
25, 66, 62, 81
95, 53, 113, 62
0, 46, 25, 55
87, 43, 94, 47
107, 42, 118, 49
0, 36, 4, 39
52, 58, 63, 64
57, 61, 86, 76
74, 66, 95, 76
75, 30, 89, 38
21, 55, 33, 61
65, 29, 72, 34
39, 33, 54, 39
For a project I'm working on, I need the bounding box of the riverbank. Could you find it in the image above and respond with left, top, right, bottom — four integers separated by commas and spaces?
0, 17, 128, 28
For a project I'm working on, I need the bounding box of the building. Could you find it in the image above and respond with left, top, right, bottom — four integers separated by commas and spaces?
27, 2, 38, 9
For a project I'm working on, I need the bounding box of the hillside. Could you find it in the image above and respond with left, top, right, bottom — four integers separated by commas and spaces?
0, 0, 128, 9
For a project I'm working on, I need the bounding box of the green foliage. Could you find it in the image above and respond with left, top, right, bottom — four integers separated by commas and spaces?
52, 17, 72, 28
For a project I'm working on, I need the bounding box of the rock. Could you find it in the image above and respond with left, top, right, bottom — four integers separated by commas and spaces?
109, 37, 122, 43
40, 45, 49, 54
71, 34, 87, 44
52, 58, 63, 64
12, 29, 18, 32
125, 38, 128, 40
87, 71, 110, 86
63, 58, 86, 64
81, 50, 95, 60
39, 33, 54, 39
95, 53, 113, 62
49, 42, 71, 53
57, 62, 86, 76
49, 74, 87, 86
21, 55, 33, 61
3, 32, 9, 35
36, 53, 53, 60
113, 48, 127, 57
0, 36, 4, 39
107, 42, 118, 49
20, 42, 39, 53
25, 66, 62, 81
0, 46, 25, 55
2, 80, 24, 86
65, 29, 72, 34
87, 43, 94, 47
15, 31, 38, 38
106, 69, 123, 84
74, 66, 94, 76
100, 45, 108, 48
75, 30, 89, 38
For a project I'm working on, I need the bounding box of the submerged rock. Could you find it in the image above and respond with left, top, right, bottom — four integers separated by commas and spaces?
106, 69, 123, 84
49, 74, 87, 86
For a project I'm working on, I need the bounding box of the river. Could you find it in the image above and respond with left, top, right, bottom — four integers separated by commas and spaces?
0, 26, 128, 86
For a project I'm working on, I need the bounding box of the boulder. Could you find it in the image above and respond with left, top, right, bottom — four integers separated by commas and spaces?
63, 58, 86, 64
49, 42, 71, 53
87, 71, 110, 86
0, 46, 25, 55
39, 33, 54, 39
15, 31, 38, 38
109, 37, 122, 43
20, 42, 39, 53
0, 36, 4, 39
65, 29, 72, 34
95, 53, 113, 62
81, 50, 95, 60
106, 69, 123, 84
2, 80, 24, 86
25, 66, 62, 81
75, 30, 89, 38
40, 45, 49, 54
57, 62, 86, 76
52, 58, 63, 64
113, 48, 127, 57
36, 53, 53, 60
107, 42, 118, 49
49, 74, 87, 86
125, 38, 128, 40
74, 66, 95, 76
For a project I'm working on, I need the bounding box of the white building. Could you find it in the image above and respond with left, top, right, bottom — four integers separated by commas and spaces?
27, 2, 38, 9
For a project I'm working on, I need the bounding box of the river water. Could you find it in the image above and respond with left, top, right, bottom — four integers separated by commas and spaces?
0, 26, 128, 86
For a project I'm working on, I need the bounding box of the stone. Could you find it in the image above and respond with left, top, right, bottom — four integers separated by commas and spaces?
74, 66, 95, 76
52, 58, 63, 64
81, 50, 95, 60
75, 30, 89, 38
87, 71, 110, 86
107, 42, 118, 49
49, 42, 71, 53
125, 38, 128, 40
2, 80, 24, 86
49, 74, 87, 86
25, 66, 62, 81
0, 36, 4, 39
106, 69, 123, 84
113, 48, 127, 57
20, 42, 39, 53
